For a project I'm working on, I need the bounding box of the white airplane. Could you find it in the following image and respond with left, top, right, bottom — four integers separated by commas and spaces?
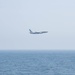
29, 29, 48, 34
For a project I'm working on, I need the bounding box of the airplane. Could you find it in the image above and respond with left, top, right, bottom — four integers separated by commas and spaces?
29, 29, 48, 34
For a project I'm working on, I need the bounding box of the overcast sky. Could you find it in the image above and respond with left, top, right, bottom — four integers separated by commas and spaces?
0, 0, 75, 50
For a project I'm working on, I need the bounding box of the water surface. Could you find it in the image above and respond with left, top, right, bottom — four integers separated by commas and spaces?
0, 50, 75, 75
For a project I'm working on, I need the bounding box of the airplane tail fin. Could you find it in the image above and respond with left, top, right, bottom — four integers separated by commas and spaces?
29, 29, 33, 34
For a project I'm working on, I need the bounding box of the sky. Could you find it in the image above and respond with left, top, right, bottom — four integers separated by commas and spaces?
0, 0, 75, 50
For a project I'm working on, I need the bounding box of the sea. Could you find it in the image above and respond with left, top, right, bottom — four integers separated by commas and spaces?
0, 50, 75, 75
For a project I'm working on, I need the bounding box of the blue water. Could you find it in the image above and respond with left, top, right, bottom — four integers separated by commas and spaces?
0, 51, 75, 75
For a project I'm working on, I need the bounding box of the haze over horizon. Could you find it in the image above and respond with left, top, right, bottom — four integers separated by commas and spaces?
0, 0, 75, 50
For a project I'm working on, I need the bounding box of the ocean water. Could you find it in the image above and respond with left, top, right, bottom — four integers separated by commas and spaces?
0, 51, 75, 75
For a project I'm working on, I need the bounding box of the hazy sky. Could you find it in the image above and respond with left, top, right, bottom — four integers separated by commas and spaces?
0, 0, 75, 50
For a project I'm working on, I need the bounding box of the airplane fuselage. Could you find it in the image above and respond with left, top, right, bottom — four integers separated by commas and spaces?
29, 29, 48, 34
